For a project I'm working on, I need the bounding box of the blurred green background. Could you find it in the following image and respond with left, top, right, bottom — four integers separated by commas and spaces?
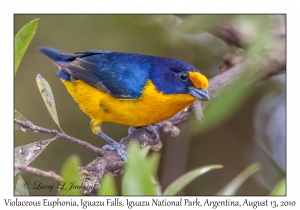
14, 14, 285, 195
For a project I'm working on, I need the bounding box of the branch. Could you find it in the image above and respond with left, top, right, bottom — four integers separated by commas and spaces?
15, 163, 62, 182
14, 119, 105, 157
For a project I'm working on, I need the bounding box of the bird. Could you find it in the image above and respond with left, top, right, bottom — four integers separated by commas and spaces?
38, 47, 210, 160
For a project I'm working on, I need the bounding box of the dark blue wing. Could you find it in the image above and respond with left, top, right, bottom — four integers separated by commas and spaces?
54, 51, 151, 99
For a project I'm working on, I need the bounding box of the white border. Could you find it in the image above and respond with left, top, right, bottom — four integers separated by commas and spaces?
2, 0, 299, 209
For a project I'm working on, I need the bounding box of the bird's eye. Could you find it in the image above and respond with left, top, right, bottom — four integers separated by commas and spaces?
179, 72, 188, 81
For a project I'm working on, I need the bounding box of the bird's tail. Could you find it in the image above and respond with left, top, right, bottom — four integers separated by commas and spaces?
37, 46, 76, 62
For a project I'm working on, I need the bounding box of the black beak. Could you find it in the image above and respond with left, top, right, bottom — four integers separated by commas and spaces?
189, 87, 210, 101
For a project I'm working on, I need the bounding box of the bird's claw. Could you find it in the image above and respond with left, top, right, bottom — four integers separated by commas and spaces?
117, 147, 128, 161
98, 131, 128, 161
102, 144, 128, 161
128, 126, 136, 135
146, 124, 161, 141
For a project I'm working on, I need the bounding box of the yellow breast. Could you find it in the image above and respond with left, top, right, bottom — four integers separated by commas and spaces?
61, 79, 196, 127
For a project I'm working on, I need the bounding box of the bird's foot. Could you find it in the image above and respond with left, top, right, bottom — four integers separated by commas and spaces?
97, 131, 128, 161
145, 124, 161, 141
102, 144, 127, 161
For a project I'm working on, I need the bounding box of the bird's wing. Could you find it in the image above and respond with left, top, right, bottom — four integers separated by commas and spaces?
54, 52, 149, 99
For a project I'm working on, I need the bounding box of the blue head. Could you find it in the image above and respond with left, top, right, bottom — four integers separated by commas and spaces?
149, 56, 210, 101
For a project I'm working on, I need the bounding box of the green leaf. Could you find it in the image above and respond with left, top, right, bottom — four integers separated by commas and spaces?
122, 141, 156, 195
14, 174, 29, 195
147, 152, 162, 195
14, 110, 28, 131
98, 175, 117, 196
163, 165, 223, 196
270, 178, 286, 195
146, 152, 160, 178
140, 146, 151, 158
60, 155, 82, 195
36, 74, 63, 132
14, 139, 54, 175
14, 18, 38, 75
216, 162, 261, 195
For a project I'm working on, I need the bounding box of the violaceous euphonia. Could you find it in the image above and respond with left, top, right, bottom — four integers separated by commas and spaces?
38, 47, 210, 160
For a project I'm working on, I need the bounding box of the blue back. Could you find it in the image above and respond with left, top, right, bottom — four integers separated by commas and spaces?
38, 47, 200, 99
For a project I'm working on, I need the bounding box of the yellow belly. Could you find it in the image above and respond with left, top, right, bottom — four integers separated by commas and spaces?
61, 79, 196, 127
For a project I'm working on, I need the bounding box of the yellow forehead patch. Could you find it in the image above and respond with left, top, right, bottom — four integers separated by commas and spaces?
188, 71, 209, 89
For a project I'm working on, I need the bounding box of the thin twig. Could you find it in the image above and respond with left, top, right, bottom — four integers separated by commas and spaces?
14, 119, 105, 157
15, 163, 63, 182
